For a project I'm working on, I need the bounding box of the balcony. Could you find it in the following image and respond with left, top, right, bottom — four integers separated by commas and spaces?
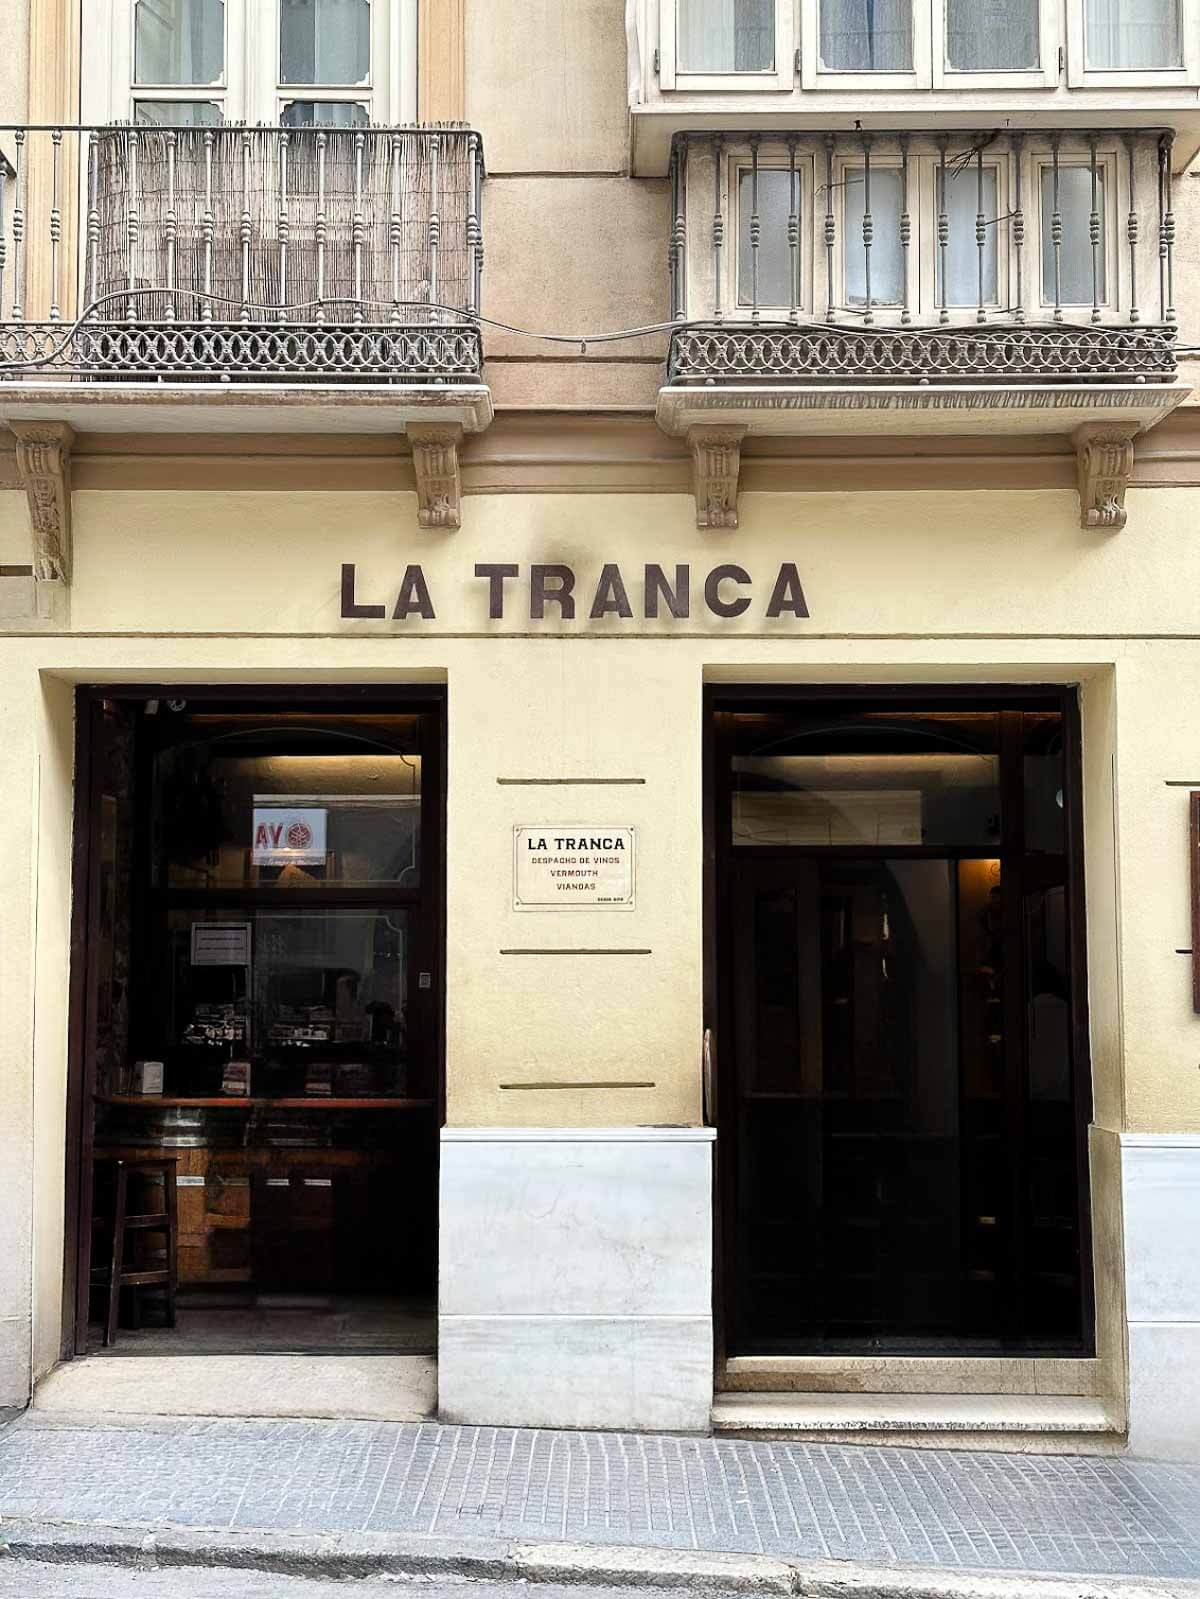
656, 128, 1191, 527
0, 123, 489, 430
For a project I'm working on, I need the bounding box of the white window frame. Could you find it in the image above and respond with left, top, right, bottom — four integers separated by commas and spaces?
1030, 147, 1122, 315
915, 151, 1010, 320
833, 152, 918, 323
729, 150, 817, 315
800, 0, 931, 89
1066, 0, 1197, 85
932, 0, 1058, 86
103, 0, 244, 123
84, 0, 416, 125
659, 0, 796, 90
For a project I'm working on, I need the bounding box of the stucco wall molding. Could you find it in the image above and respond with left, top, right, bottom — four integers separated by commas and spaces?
1076, 424, 1138, 532
10, 421, 74, 584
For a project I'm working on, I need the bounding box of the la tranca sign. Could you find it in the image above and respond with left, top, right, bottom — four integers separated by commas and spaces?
340, 561, 809, 623
514, 827, 636, 911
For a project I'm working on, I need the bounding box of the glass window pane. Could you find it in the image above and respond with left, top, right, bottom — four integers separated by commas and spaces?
280, 100, 371, 126
134, 100, 223, 125
947, 0, 1039, 68
936, 165, 999, 307
844, 167, 904, 306
281, 0, 371, 85
155, 730, 422, 890
820, 0, 912, 69
164, 907, 412, 1096
738, 168, 798, 307
1023, 711, 1066, 853
677, 0, 776, 71
1085, 0, 1180, 67
732, 750, 1001, 847
135, 0, 224, 86
1041, 166, 1106, 305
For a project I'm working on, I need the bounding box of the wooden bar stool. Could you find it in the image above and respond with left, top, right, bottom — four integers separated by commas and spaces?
92, 1155, 179, 1347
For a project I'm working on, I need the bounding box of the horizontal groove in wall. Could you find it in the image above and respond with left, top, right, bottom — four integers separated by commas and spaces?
497, 777, 646, 785
497, 1081, 656, 1090
499, 948, 653, 956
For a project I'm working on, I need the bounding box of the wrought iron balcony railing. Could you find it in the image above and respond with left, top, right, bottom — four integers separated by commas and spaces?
0, 123, 484, 384
665, 129, 1178, 387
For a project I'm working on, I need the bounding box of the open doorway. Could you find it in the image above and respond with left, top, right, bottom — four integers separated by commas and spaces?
708, 688, 1094, 1360
64, 687, 444, 1358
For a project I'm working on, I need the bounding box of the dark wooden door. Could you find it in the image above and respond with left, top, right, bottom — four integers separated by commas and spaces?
713, 692, 1093, 1357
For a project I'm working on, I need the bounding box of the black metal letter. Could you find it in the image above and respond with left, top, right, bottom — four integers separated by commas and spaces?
392, 565, 436, 621
644, 563, 690, 619
589, 563, 634, 620
340, 563, 385, 620
530, 564, 576, 620
765, 564, 810, 619
704, 564, 752, 619
474, 562, 519, 620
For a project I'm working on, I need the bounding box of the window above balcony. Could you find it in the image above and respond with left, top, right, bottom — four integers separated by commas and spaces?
699, 130, 1145, 327
628, 0, 1200, 172
83, 0, 418, 128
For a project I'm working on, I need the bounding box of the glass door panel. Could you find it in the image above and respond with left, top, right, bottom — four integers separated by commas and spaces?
718, 698, 1088, 1355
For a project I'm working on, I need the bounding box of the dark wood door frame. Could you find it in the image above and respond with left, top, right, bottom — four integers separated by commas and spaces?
62, 682, 448, 1360
703, 683, 1095, 1370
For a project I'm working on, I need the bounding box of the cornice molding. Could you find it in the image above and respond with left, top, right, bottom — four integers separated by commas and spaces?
9, 408, 1200, 497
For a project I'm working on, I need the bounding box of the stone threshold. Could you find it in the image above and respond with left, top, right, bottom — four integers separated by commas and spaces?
712, 1392, 1126, 1452
33, 1353, 437, 1423
722, 1354, 1103, 1397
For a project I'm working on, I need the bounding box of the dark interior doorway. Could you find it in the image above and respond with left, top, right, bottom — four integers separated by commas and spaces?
708, 688, 1093, 1357
65, 687, 444, 1357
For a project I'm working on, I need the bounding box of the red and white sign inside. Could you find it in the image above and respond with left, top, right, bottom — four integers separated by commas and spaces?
252, 805, 328, 867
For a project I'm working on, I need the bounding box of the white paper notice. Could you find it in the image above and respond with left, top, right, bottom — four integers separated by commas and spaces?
190, 922, 251, 966
513, 826, 636, 911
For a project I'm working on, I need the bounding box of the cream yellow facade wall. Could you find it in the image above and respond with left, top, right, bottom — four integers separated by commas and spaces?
2, 481, 1200, 1137
0, 654, 37, 1400
4, 477, 1200, 1407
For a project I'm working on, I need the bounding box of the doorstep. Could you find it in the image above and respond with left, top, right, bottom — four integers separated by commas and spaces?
32, 1354, 437, 1423
711, 1392, 1126, 1453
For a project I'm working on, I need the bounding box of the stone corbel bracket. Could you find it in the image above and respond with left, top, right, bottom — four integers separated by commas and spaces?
10, 421, 75, 581
688, 426, 746, 530
409, 423, 464, 530
1075, 423, 1137, 532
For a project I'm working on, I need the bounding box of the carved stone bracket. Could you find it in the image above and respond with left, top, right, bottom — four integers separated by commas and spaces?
1075, 423, 1137, 532
10, 420, 75, 581
409, 423, 464, 530
688, 426, 745, 530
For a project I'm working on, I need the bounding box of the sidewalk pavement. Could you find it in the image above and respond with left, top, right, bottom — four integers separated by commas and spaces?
1, 1410, 1199, 1595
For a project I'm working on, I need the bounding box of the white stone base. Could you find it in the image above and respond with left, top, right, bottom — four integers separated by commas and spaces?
1120, 1133, 1200, 1461
438, 1127, 715, 1433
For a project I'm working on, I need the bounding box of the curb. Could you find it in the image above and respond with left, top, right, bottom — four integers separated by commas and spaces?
3, 1519, 1200, 1599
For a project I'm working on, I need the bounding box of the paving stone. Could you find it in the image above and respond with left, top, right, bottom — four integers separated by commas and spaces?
0, 1415, 1198, 1582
